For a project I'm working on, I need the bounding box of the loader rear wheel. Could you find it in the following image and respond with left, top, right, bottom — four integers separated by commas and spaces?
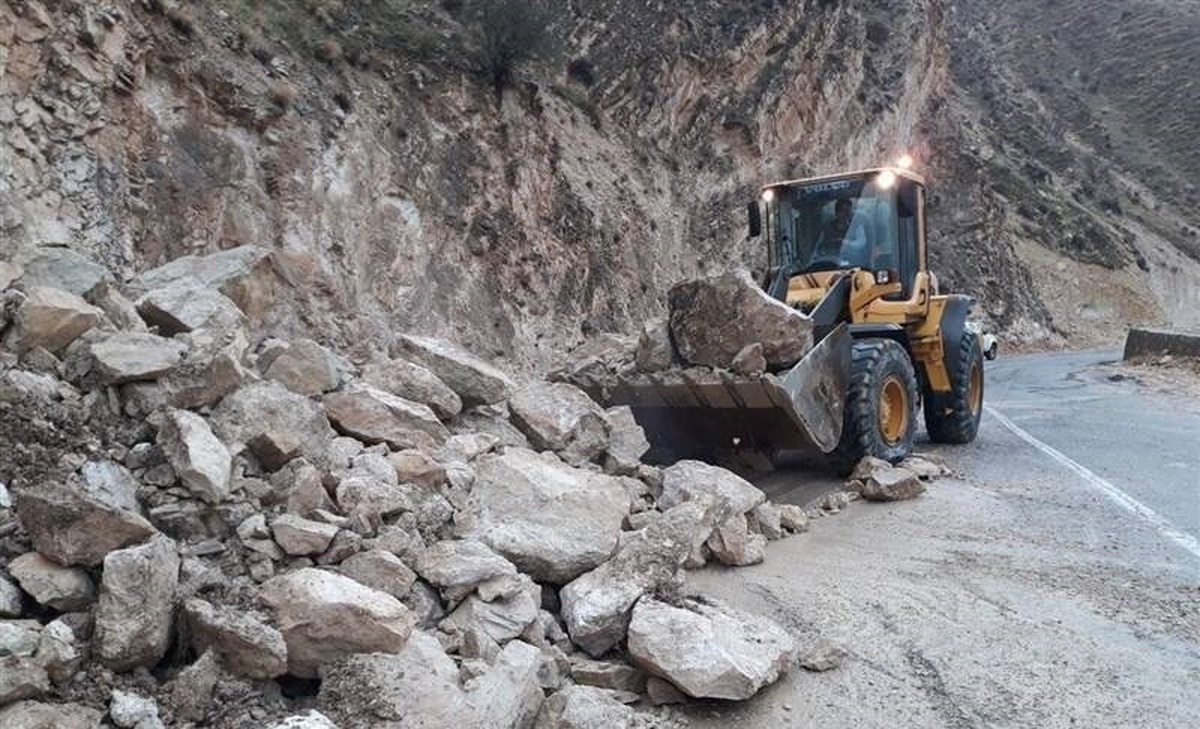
831, 339, 918, 473
924, 330, 984, 444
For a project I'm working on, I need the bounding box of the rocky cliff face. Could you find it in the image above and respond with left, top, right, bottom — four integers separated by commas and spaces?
2, 0, 1197, 368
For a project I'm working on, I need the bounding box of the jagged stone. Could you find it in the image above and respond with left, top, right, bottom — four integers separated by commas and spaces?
388, 450, 446, 488
279, 459, 337, 516
212, 381, 336, 466
602, 407, 649, 475
335, 475, 412, 525
509, 382, 610, 466
394, 334, 515, 407
259, 568, 415, 678
731, 342, 767, 375
0, 656, 49, 705
13, 480, 156, 566
272, 514, 340, 556
415, 539, 518, 602
799, 638, 847, 672
706, 512, 767, 567
94, 535, 181, 671
136, 281, 246, 335
168, 650, 221, 723
660, 460, 766, 515
132, 245, 276, 322
265, 339, 340, 396
8, 553, 95, 612
778, 504, 809, 533
85, 331, 187, 385
109, 690, 162, 729
750, 501, 785, 540
534, 685, 636, 729
270, 711, 339, 729
560, 499, 720, 657
324, 385, 449, 451
12, 247, 108, 298
362, 359, 463, 420
634, 318, 674, 373
79, 460, 140, 513
437, 432, 501, 464
645, 676, 687, 706
0, 620, 41, 657
183, 598, 288, 679
668, 270, 813, 370
9, 287, 102, 354
627, 597, 796, 700
463, 449, 630, 584
0, 700, 103, 728
850, 458, 926, 501
158, 409, 231, 504
339, 549, 418, 600
0, 576, 23, 618
441, 574, 540, 644
87, 280, 146, 332
34, 619, 79, 683
899, 454, 951, 480
568, 657, 646, 694
160, 327, 253, 408
248, 430, 303, 471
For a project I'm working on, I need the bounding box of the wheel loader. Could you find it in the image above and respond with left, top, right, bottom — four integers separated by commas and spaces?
583, 165, 985, 470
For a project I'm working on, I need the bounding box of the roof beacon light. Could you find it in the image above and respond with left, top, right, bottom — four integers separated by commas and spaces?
876, 169, 898, 189
762, 188, 776, 203
896, 153, 915, 169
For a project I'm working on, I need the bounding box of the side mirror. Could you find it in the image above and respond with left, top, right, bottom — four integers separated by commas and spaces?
747, 202, 762, 238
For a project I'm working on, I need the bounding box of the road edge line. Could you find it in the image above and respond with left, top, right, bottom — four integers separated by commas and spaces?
986, 405, 1200, 560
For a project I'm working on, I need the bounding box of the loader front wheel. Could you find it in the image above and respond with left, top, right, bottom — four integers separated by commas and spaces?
924, 330, 984, 444
831, 339, 918, 473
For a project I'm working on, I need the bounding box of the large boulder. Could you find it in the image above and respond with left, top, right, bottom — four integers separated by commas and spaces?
560, 499, 720, 657
362, 359, 462, 420
12, 248, 109, 298
265, 339, 340, 396
160, 327, 254, 409
0, 700, 104, 729
338, 549, 418, 600
668, 270, 813, 370
415, 539, 518, 602
8, 287, 102, 354
602, 407, 650, 475
850, 457, 927, 501
79, 461, 141, 513
94, 535, 181, 671
7, 553, 95, 612
627, 597, 796, 700
659, 460, 765, 515
212, 381, 336, 466
84, 332, 188, 385
508, 383, 610, 466
0, 657, 49, 707
441, 573, 541, 644
462, 449, 630, 584
13, 480, 156, 566
393, 335, 515, 407
323, 385, 449, 452
182, 598, 288, 679
136, 281, 247, 335
132, 245, 276, 322
534, 686, 636, 729
157, 409, 231, 504
259, 568, 415, 678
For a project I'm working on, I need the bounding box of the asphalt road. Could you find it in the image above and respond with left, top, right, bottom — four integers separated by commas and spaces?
676, 350, 1200, 728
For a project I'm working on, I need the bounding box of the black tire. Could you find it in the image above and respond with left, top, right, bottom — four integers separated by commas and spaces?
924, 330, 984, 444
830, 338, 919, 473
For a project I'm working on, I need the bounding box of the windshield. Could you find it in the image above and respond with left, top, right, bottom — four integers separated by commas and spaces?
771, 178, 898, 272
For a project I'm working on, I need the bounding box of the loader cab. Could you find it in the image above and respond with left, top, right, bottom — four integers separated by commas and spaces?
753, 168, 927, 299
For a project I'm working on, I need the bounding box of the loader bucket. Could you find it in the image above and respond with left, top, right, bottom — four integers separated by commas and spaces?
586, 325, 851, 458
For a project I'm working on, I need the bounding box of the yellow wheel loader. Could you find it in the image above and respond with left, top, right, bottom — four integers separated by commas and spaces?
584, 166, 984, 471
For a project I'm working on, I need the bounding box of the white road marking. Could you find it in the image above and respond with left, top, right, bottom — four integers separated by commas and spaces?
986, 405, 1200, 560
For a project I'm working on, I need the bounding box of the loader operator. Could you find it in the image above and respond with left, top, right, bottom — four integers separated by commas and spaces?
812, 198, 871, 267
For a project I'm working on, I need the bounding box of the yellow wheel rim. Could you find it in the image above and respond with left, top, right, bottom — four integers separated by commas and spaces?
968, 361, 983, 416
878, 376, 908, 445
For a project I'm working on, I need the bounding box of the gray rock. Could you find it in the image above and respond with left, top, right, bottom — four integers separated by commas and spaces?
627, 597, 796, 700
136, 281, 246, 336
158, 409, 231, 504
212, 381, 336, 466
0, 262, 21, 290
900, 453, 951, 480
441, 574, 540, 644
668, 270, 814, 370
388, 450, 446, 488
266, 339, 340, 396
850, 458, 926, 501
362, 359, 462, 420
160, 327, 253, 409
799, 638, 847, 672
534, 685, 636, 729
660, 460, 766, 515
8, 553, 95, 612
132, 245, 276, 323
269, 711, 339, 729
560, 499, 720, 657
109, 689, 161, 729
272, 514, 339, 556
415, 539, 518, 602
335, 475, 412, 525
168, 650, 221, 723
0, 576, 23, 618
509, 382, 610, 466
339, 549, 418, 600
0, 700, 103, 728
778, 504, 809, 533
87, 280, 146, 333
12, 247, 108, 298
705, 513, 767, 567
568, 657, 646, 694
750, 502, 785, 540
731, 342, 767, 375
324, 385, 449, 451
95, 535, 181, 671
394, 334, 515, 407
463, 449, 630, 584
0, 620, 41, 657
13, 481, 156, 566
0, 656, 49, 705
602, 407, 649, 475
9, 287, 102, 354
259, 568, 415, 678
183, 598, 288, 678
34, 619, 79, 683
79, 461, 140, 513
86, 332, 187, 385
249, 430, 303, 471
634, 319, 674, 373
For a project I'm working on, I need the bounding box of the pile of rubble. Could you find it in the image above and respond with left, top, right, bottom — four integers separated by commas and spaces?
0, 247, 827, 728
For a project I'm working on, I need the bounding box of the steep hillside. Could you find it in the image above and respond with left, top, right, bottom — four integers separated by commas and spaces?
2, 0, 1197, 367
